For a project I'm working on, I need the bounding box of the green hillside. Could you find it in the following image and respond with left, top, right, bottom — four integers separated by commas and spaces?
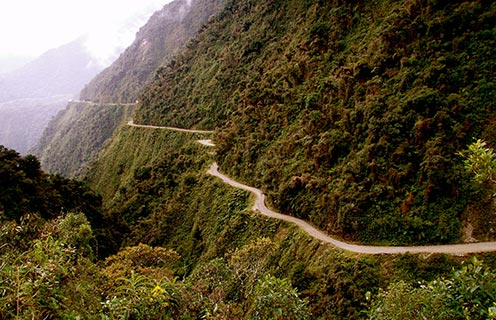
31, 101, 134, 177
3, 0, 496, 317
86, 124, 476, 319
0, 145, 102, 221
2, 127, 496, 318
136, 0, 496, 245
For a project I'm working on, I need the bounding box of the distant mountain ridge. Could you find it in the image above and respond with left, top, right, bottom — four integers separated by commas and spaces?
0, 55, 32, 74
0, 37, 102, 153
0, 37, 100, 102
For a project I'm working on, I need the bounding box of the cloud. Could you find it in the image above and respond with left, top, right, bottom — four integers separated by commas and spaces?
83, 0, 170, 66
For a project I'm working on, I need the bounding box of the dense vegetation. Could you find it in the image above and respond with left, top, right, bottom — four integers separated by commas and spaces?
369, 257, 496, 319
12, 0, 496, 318
5, 212, 496, 319
80, 0, 225, 103
136, 0, 496, 244
86, 125, 489, 319
0, 145, 101, 222
3, 128, 496, 318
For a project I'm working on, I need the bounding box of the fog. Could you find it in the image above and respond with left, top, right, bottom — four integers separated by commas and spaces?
0, 0, 173, 70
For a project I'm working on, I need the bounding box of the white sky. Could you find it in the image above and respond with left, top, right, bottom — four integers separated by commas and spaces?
0, 0, 172, 66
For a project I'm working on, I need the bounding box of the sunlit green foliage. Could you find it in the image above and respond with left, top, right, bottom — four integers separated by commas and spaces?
369, 280, 454, 320
369, 258, 496, 320
462, 139, 496, 196
100, 245, 182, 319
248, 274, 310, 320
228, 237, 277, 300
0, 213, 101, 319
102, 243, 179, 290
0, 213, 315, 319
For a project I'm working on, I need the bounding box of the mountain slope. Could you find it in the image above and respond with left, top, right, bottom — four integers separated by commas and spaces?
85, 119, 480, 319
34, 0, 225, 177
135, 0, 496, 244
76, 1, 496, 317
0, 145, 102, 222
31, 101, 135, 177
0, 96, 69, 154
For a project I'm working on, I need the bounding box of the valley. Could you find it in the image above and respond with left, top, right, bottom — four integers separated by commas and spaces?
0, 95, 72, 153
1, 0, 496, 318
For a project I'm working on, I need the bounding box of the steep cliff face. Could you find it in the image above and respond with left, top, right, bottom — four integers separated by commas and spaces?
34, 0, 225, 177
135, 0, 496, 244
79, 0, 225, 103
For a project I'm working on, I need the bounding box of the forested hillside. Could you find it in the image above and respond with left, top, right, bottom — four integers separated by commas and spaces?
4, 0, 496, 318
34, 0, 225, 177
0, 145, 104, 239
86, 124, 483, 319
136, 0, 496, 245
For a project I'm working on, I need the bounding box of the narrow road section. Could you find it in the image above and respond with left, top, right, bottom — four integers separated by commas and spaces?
128, 120, 214, 134
198, 139, 215, 147
68, 99, 137, 107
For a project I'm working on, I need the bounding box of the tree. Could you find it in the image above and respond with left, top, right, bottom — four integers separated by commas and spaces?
248, 274, 310, 320
101, 244, 182, 319
461, 139, 496, 197
0, 213, 101, 319
228, 238, 276, 300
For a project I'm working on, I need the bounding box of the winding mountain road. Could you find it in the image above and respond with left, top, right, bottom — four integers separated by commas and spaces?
128, 120, 496, 255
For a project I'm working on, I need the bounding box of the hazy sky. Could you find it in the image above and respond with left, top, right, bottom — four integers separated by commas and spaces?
0, 0, 172, 66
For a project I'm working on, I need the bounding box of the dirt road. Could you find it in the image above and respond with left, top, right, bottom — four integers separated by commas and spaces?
128, 120, 213, 134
